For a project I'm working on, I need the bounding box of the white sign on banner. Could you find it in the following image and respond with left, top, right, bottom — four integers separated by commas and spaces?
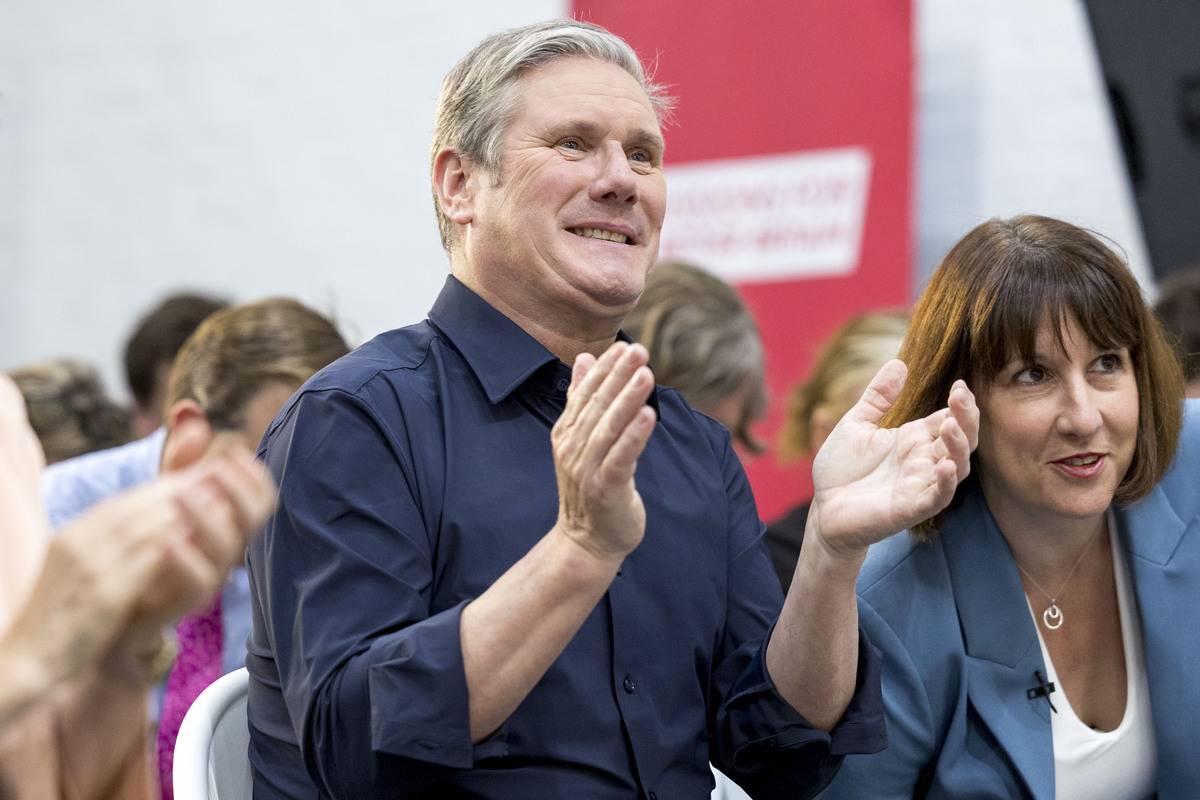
659, 147, 872, 283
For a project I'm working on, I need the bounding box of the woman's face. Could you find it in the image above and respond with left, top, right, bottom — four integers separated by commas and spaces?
975, 315, 1139, 528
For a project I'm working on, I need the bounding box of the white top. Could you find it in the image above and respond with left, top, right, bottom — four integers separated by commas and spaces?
1030, 515, 1156, 800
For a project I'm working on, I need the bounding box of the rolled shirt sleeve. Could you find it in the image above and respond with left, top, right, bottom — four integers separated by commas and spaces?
708, 427, 887, 799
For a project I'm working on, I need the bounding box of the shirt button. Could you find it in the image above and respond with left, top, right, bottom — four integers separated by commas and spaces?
623, 675, 636, 694
556, 378, 569, 392
648, 792, 658, 800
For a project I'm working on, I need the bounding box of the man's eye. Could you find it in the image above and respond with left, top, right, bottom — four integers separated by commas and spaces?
558, 138, 583, 151
630, 149, 662, 169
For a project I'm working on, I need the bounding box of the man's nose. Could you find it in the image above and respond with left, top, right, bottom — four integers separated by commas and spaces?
1055, 377, 1103, 439
588, 142, 638, 205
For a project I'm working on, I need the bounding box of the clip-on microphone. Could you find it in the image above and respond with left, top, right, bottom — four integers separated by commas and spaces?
1027, 670, 1057, 713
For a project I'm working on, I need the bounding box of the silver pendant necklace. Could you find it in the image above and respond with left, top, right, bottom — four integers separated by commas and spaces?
1014, 525, 1104, 631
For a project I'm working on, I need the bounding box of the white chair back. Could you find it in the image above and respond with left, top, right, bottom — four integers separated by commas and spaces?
711, 764, 753, 799
173, 667, 252, 800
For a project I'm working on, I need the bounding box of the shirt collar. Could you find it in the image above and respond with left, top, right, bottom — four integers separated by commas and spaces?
427, 275, 659, 415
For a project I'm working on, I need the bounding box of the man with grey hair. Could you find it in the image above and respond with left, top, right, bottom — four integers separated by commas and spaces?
248, 18, 978, 799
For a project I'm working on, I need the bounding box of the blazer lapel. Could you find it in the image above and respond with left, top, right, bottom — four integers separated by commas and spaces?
942, 488, 1055, 800
1117, 485, 1199, 793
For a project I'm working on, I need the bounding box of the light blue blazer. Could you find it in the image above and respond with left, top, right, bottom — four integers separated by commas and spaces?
821, 400, 1200, 799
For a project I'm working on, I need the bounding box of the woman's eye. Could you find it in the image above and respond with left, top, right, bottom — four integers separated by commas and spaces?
1093, 353, 1122, 372
1014, 365, 1047, 385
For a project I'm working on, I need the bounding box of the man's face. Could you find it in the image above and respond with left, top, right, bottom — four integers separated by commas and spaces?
234, 381, 300, 451
464, 56, 667, 318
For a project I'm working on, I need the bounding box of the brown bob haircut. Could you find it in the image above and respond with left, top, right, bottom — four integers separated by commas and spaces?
884, 215, 1184, 539
166, 297, 349, 433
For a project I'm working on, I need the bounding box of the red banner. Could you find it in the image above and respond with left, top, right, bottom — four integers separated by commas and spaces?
575, 0, 914, 521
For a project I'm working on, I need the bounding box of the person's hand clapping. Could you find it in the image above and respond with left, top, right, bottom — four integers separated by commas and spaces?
111, 450, 277, 662
806, 359, 979, 562
1, 449, 275, 704
551, 342, 657, 565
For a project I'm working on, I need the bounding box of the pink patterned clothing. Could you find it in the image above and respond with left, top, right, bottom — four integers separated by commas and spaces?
155, 595, 223, 800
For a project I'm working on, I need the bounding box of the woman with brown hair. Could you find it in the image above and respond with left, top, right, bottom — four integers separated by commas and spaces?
820, 215, 1196, 799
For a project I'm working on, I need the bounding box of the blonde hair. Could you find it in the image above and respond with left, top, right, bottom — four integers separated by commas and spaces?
778, 310, 908, 461
166, 298, 349, 432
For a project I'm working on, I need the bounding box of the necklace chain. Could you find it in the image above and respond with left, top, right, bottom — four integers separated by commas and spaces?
1014, 524, 1104, 631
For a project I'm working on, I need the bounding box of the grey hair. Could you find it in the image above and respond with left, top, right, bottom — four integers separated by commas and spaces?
431, 19, 674, 251
623, 261, 767, 453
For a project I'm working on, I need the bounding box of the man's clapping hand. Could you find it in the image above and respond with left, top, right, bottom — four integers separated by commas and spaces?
551, 341, 657, 565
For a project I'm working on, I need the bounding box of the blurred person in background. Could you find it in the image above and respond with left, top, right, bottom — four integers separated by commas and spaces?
623, 260, 767, 460
39, 298, 349, 799
9, 358, 130, 464
767, 311, 908, 591
43, 298, 347, 532
1154, 266, 1200, 398
124, 293, 228, 439
0, 372, 275, 799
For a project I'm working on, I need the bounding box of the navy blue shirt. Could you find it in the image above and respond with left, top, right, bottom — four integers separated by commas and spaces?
246, 276, 884, 799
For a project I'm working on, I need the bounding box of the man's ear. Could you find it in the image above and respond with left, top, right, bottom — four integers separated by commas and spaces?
160, 399, 214, 473
433, 148, 477, 227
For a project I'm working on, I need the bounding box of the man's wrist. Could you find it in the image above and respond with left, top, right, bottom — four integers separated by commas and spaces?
548, 524, 626, 581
